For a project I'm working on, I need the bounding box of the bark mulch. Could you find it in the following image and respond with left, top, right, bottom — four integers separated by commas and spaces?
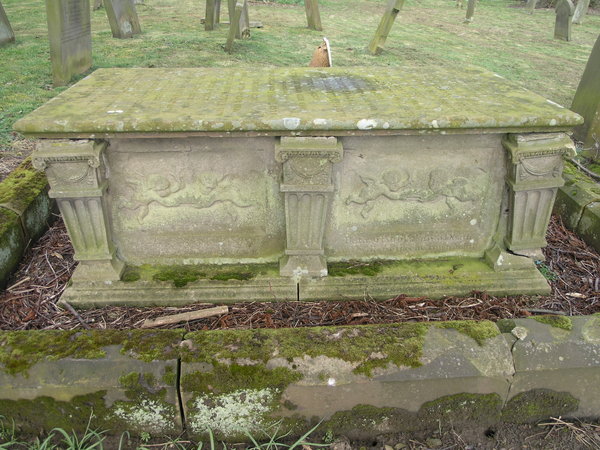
0, 215, 598, 331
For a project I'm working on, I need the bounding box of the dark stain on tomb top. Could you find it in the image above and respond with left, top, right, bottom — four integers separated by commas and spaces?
14, 66, 583, 136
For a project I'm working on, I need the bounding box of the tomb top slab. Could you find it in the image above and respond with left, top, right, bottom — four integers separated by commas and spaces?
15, 66, 582, 137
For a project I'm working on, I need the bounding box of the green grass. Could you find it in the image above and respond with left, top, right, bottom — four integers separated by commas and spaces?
1, 0, 599, 152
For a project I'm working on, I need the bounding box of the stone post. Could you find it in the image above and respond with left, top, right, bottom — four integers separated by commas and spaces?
572, 0, 590, 24
32, 140, 124, 281
367, 0, 405, 55
554, 0, 574, 41
275, 137, 343, 277
304, 0, 322, 31
0, 1, 15, 46
103, 0, 141, 39
204, 0, 221, 30
464, 0, 477, 22
526, 0, 538, 14
503, 133, 575, 256
45, 0, 92, 86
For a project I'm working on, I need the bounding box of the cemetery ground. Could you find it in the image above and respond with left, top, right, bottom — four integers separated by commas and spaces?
1, 0, 600, 448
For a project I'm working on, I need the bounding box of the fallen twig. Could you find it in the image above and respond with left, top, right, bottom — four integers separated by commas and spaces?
141, 305, 229, 328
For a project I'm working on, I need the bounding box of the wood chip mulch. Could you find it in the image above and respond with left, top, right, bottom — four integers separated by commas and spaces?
0, 215, 599, 331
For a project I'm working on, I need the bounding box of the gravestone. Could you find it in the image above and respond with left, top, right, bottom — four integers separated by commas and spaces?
464, 0, 477, 22
103, 0, 141, 39
204, 0, 221, 30
224, 0, 244, 53
554, 0, 574, 41
227, 0, 249, 39
0, 1, 15, 46
93, 0, 103, 10
571, 34, 600, 160
526, 0, 538, 14
304, 0, 322, 31
45, 0, 92, 86
368, 0, 405, 55
572, 0, 590, 24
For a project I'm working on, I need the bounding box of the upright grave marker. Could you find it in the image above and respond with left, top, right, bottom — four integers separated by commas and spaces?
304, 0, 322, 31
464, 0, 477, 22
368, 0, 405, 55
571, 34, 600, 160
93, 0, 103, 10
526, 0, 538, 14
103, 0, 141, 39
204, 0, 221, 31
0, 1, 15, 46
554, 0, 574, 41
227, 0, 249, 39
225, 0, 246, 52
45, 0, 92, 86
572, 0, 590, 25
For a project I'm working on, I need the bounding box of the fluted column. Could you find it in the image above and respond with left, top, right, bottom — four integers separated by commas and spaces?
275, 137, 343, 277
33, 140, 123, 281
503, 133, 575, 255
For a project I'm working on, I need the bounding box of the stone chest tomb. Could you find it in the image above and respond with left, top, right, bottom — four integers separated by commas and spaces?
15, 67, 582, 306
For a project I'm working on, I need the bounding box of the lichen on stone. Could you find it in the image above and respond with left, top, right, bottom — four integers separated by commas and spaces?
532, 315, 573, 331
433, 320, 500, 345
502, 389, 579, 423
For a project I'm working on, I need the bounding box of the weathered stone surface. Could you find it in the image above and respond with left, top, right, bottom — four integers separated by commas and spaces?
553, 164, 600, 230
13, 67, 582, 136
572, 0, 590, 24
179, 322, 511, 441
577, 201, 600, 252
368, 0, 404, 55
0, 330, 183, 434
554, 0, 574, 41
103, 0, 141, 39
509, 316, 600, 418
0, 209, 26, 289
571, 34, 600, 156
0, 1, 15, 45
464, 0, 476, 22
526, 0, 538, 14
45, 0, 92, 86
304, 0, 322, 31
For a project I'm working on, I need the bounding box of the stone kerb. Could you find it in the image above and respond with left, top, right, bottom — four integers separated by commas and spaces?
2, 320, 600, 439
0, 158, 55, 289
0, 1, 15, 46
103, 0, 141, 39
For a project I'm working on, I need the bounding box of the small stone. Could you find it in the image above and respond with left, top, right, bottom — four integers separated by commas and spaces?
384, 446, 394, 450
511, 326, 528, 341
425, 438, 442, 448
394, 444, 407, 450
330, 436, 352, 450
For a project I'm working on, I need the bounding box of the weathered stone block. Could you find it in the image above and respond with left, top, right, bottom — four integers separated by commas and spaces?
45, 0, 92, 87
577, 201, 600, 252
0, 330, 183, 434
103, 0, 141, 39
0, 1, 15, 46
509, 316, 600, 418
180, 321, 512, 441
0, 208, 26, 289
572, 34, 600, 157
553, 167, 600, 230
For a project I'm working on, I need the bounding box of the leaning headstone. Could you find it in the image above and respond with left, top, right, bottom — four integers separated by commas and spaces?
571, 34, 600, 160
464, 0, 477, 22
227, 0, 249, 39
526, 0, 538, 14
554, 0, 574, 41
572, 0, 590, 24
103, 0, 141, 39
367, 0, 405, 55
304, 0, 322, 31
0, 1, 15, 46
224, 0, 243, 53
45, 0, 92, 86
93, 0, 103, 10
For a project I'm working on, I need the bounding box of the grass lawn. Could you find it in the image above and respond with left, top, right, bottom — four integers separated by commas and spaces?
0, 0, 599, 154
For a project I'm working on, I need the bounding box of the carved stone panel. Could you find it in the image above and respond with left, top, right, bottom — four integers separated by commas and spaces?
326, 134, 506, 259
107, 138, 284, 264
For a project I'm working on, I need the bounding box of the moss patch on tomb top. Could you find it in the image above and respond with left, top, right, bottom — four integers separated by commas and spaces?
0, 330, 183, 375
182, 323, 428, 376
533, 315, 573, 331
121, 263, 279, 287
0, 158, 47, 214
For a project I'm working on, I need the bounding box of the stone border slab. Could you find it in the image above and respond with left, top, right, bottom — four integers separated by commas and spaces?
1, 318, 600, 440
0, 158, 55, 289
554, 161, 600, 252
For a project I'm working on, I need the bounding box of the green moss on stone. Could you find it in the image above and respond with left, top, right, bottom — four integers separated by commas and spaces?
496, 319, 517, 333
182, 323, 428, 377
502, 389, 579, 423
328, 260, 391, 277
210, 271, 254, 281
121, 266, 141, 282
419, 392, 502, 424
532, 315, 573, 331
162, 365, 177, 386
0, 158, 47, 214
0, 330, 183, 375
153, 266, 205, 288
434, 320, 500, 345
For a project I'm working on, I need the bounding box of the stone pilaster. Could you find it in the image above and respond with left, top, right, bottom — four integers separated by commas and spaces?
275, 137, 343, 277
33, 140, 124, 281
503, 133, 575, 255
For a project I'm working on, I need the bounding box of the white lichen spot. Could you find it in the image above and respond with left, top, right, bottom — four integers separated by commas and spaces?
313, 118, 328, 126
320, 268, 328, 277
559, 356, 564, 361
292, 266, 309, 283
469, 239, 475, 244
211, 122, 225, 129
546, 99, 564, 108
470, 219, 477, 226
357, 119, 377, 130
113, 399, 171, 432
511, 326, 528, 341
327, 378, 336, 386
431, 120, 439, 129
382, 122, 390, 129
283, 118, 301, 130
496, 254, 504, 266
351, 225, 358, 232
549, 119, 557, 126
189, 389, 275, 436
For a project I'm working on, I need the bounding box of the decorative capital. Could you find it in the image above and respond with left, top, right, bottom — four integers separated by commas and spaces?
275, 137, 343, 163
502, 132, 576, 163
